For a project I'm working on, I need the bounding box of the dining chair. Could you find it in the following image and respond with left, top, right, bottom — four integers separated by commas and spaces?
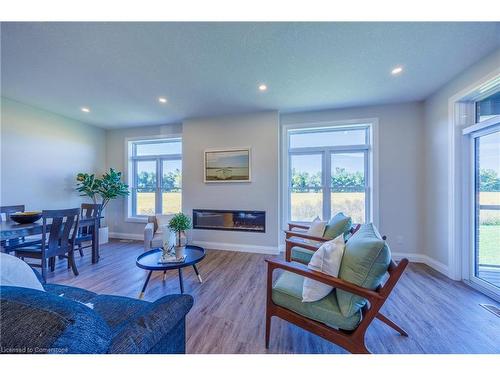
0, 205, 25, 222
0, 204, 42, 252
14, 208, 80, 281
74, 203, 101, 257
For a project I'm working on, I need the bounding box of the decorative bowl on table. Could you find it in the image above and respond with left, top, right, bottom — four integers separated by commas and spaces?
9, 211, 42, 224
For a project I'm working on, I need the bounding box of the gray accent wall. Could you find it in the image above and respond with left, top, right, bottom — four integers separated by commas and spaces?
182, 111, 280, 253
0, 97, 105, 210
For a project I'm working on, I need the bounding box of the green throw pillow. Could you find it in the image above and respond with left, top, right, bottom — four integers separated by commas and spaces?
323, 212, 352, 240
336, 223, 391, 317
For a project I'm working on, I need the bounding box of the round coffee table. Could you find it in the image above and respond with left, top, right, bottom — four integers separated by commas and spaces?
136, 245, 205, 299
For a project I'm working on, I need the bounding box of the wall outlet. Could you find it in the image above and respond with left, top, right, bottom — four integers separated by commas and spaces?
396, 235, 404, 245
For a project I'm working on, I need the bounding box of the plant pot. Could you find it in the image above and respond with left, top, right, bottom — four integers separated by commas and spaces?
99, 226, 109, 245
175, 246, 185, 259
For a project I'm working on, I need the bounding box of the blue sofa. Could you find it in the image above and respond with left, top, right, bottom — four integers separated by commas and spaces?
0, 271, 193, 354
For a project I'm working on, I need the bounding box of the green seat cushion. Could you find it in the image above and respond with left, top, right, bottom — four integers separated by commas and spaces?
291, 246, 315, 264
323, 213, 352, 240
272, 271, 361, 331
336, 223, 391, 317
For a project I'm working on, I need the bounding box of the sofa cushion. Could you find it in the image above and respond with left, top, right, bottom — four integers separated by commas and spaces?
336, 223, 391, 317
44, 284, 97, 304
272, 271, 361, 331
291, 246, 315, 264
0, 286, 112, 353
156, 214, 174, 233
151, 233, 164, 248
0, 252, 45, 292
108, 294, 194, 354
323, 212, 352, 240
302, 234, 345, 302
306, 217, 327, 237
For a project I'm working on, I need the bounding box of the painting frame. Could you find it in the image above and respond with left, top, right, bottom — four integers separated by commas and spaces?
204, 147, 251, 183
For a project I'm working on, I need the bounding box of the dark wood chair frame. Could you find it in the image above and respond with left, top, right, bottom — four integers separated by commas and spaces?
14, 208, 80, 282
284, 222, 363, 263
75, 203, 101, 257
265, 257, 409, 354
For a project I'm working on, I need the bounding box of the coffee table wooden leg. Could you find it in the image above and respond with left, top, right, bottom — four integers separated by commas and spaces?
139, 270, 153, 299
193, 264, 202, 283
162, 270, 167, 281
178, 268, 184, 294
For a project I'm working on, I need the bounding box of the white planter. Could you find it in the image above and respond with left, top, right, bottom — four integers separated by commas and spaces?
99, 226, 109, 245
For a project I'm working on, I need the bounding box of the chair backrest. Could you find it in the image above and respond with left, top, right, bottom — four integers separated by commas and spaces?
41, 208, 80, 258
148, 215, 158, 232
80, 203, 101, 235
0, 205, 25, 223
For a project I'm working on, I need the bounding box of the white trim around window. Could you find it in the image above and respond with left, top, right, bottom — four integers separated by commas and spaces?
281, 118, 379, 229
124, 134, 182, 223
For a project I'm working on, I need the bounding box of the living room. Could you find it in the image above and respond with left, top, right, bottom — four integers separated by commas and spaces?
1, 1, 499, 372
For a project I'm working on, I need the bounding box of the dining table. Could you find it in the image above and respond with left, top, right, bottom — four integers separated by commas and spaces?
0, 217, 101, 263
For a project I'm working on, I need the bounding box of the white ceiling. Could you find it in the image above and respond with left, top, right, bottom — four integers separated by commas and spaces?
1, 22, 499, 129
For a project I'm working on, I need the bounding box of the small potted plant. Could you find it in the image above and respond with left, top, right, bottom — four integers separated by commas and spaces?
168, 213, 192, 259
76, 168, 129, 244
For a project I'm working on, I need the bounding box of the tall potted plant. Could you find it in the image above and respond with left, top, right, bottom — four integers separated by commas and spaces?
168, 213, 192, 259
76, 168, 130, 244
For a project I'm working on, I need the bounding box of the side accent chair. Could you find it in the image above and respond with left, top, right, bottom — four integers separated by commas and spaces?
266, 223, 408, 354
285, 212, 362, 264
14, 208, 80, 281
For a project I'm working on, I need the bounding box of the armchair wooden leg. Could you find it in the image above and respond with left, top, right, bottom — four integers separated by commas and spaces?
376, 313, 408, 337
78, 244, 83, 257
265, 311, 272, 349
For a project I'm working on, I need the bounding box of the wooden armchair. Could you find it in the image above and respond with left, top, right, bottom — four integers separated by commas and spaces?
284, 222, 362, 263
265, 256, 408, 354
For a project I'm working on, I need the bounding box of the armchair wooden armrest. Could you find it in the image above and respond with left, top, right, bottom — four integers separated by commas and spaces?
288, 223, 309, 231
265, 258, 382, 301
284, 230, 330, 243
284, 238, 322, 252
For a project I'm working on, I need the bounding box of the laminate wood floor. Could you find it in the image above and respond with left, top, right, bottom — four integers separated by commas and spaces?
47, 240, 500, 354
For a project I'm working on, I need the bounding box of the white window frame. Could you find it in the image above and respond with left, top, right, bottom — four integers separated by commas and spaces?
281, 118, 379, 228
448, 69, 500, 301
125, 135, 182, 222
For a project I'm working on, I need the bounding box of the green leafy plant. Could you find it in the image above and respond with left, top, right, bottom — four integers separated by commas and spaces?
76, 168, 130, 212
168, 213, 192, 246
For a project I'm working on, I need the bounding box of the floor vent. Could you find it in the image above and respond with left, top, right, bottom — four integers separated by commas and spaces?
119, 239, 134, 243
480, 304, 500, 318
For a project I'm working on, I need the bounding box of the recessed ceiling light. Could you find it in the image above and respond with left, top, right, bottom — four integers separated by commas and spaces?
158, 97, 168, 103
81, 107, 90, 113
258, 84, 268, 91
391, 66, 403, 76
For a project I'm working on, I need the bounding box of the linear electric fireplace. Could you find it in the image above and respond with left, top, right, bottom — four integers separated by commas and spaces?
192, 209, 265, 233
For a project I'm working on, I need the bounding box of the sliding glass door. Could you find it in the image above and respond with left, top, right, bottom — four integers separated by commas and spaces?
471, 126, 500, 293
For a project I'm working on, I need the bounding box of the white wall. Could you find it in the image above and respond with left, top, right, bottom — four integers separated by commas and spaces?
0, 97, 106, 210
423, 48, 500, 273
183, 111, 280, 253
281, 102, 425, 257
105, 123, 182, 236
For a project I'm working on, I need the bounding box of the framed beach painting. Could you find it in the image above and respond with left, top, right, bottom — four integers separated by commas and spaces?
204, 148, 251, 182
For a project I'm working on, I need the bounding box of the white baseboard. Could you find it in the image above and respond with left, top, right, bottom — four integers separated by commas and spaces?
392, 252, 450, 278
191, 240, 279, 255
109, 232, 143, 241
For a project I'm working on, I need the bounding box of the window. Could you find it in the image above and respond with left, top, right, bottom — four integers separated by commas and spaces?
286, 123, 372, 223
476, 91, 500, 123
128, 138, 182, 218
